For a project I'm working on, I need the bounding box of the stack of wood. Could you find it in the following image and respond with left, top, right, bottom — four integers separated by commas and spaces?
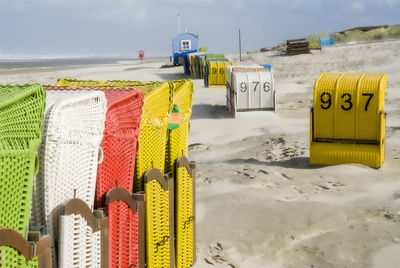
286, 39, 310, 55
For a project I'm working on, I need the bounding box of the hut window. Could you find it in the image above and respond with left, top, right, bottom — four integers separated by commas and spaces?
180, 40, 191, 50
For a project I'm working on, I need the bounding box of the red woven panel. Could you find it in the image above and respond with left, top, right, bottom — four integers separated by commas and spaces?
107, 201, 139, 268
96, 90, 143, 207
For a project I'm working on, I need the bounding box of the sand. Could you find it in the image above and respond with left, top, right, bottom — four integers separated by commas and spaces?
1, 40, 400, 268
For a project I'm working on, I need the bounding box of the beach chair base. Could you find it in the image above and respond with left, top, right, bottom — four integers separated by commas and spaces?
235, 110, 276, 118
309, 141, 384, 168
208, 85, 226, 89
0, 229, 51, 268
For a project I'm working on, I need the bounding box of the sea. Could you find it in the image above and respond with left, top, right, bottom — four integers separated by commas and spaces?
0, 56, 168, 70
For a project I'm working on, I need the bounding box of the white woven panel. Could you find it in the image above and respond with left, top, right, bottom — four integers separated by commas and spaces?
59, 214, 102, 268
30, 90, 106, 266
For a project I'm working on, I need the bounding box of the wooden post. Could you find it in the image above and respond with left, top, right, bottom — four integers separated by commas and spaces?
239, 29, 242, 62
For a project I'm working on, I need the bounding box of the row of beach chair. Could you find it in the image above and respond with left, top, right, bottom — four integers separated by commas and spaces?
0, 79, 196, 268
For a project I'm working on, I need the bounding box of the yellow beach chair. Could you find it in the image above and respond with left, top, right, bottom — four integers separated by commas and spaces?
310, 73, 387, 168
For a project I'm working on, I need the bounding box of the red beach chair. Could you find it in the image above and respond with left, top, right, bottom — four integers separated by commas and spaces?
95, 90, 143, 207
106, 188, 145, 268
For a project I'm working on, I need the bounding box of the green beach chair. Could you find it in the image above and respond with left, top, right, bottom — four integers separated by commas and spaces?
0, 84, 46, 235
0, 84, 46, 266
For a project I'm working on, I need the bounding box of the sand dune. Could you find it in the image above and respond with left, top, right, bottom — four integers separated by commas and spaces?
189, 40, 400, 268
1, 40, 400, 268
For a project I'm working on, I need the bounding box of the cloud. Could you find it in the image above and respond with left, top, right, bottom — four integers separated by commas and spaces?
0, 0, 399, 55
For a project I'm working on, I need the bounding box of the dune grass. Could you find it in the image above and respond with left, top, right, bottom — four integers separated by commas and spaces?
333, 25, 400, 43
269, 24, 400, 52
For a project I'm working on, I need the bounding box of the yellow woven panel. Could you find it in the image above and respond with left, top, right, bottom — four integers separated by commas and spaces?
170, 80, 193, 118
191, 55, 198, 78
208, 61, 232, 86
310, 73, 386, 167
135, 122, 168, 192
145, 180, 170, 268
165, 80, 193, 174
200, 57, 206, 79
175, 161, 194, 268
56, 79, 161, 88
166, 121, 189, 175
134, 82, 170, 191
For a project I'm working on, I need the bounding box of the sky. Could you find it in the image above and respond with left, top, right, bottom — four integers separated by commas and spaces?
0, 0, 399, 58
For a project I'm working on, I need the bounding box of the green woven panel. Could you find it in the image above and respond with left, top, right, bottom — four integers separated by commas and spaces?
205, 54, 224, 60
0, 84, 45, 149
0, 84, 45, 237
0, 150, 38, 235
0, 247, 38, 268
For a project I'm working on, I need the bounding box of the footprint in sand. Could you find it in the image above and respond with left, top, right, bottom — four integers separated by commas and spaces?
204, 242, 236, 268
379, 207, 400, 222
312, 183, 331, 191
188, 143, 211, 152
281, 173, 294, 181
203, 177, 212, 184
316, 176, 347, 191
258, 169, 269, 175
260, 138, 306, 162
236, 168, 256, 180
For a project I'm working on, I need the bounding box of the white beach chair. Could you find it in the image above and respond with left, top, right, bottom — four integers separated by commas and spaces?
231, 71, 276, 118
226, 65, 269, 111
30, 90, 107, 265
58, 198, 108, 268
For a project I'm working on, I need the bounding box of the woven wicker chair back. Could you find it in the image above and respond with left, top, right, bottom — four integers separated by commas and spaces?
30, 90, 107, 266
0, 84, 45, 236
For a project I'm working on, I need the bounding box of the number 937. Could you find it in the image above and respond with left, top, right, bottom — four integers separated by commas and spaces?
319, 92, 374, 111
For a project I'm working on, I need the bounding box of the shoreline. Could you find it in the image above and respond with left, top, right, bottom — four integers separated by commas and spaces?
0, 56, 169, 73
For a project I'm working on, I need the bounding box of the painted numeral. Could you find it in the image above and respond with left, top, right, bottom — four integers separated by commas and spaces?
362, 93, 374, 111
240, 82, 247, 92
263, 82, 271, 92
320, 92, 332, 110
253, 81, 259, 92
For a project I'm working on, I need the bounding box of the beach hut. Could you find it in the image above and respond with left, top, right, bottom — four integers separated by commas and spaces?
172, 33, 199, 66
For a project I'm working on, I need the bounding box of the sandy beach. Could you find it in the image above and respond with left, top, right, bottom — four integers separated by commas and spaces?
1, 40, 400, 268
